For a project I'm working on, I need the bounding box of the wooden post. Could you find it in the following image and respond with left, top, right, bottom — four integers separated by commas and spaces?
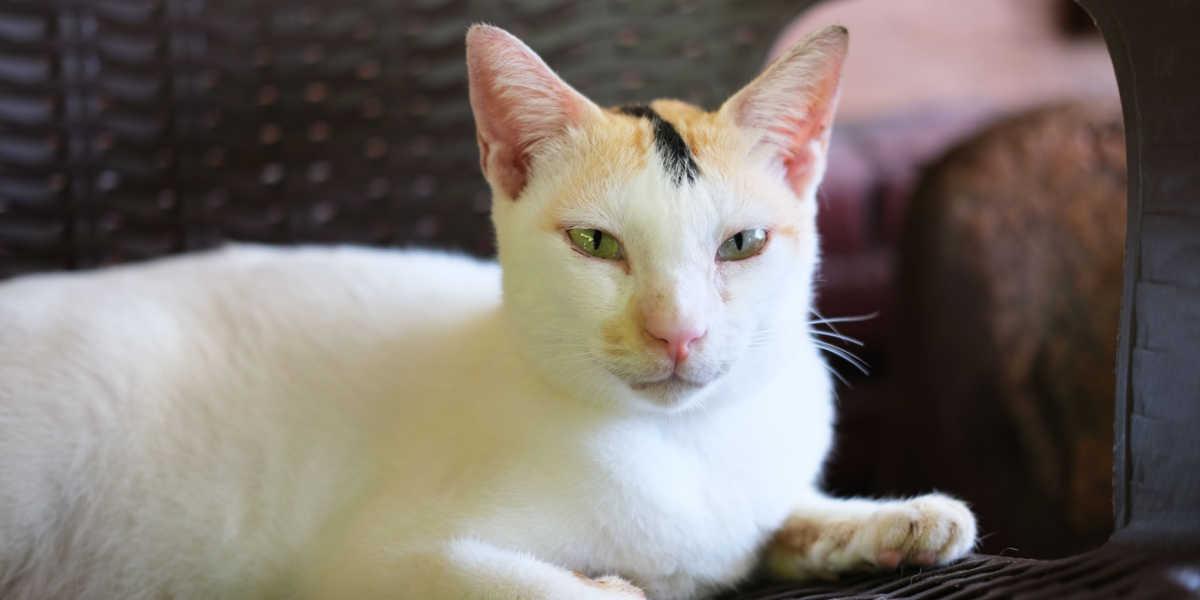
1078, 0, 1200, 547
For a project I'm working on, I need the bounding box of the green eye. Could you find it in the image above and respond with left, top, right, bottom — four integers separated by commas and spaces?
567, 228, 623, 260
717, 228, 768, 261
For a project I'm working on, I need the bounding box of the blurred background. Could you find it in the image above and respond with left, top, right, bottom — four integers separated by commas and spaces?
0, 0, 1124, 560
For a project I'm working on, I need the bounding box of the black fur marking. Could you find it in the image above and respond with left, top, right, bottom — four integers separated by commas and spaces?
617, 104, 699, 185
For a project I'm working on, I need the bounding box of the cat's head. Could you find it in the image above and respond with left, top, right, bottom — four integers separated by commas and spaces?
466, 24, 846, 413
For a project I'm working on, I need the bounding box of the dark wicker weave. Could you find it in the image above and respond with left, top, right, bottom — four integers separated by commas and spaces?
1, 1, 1197, 597
724, 549, 1178, 600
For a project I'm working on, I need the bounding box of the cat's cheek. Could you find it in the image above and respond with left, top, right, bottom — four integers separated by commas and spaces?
599, 316, 632, 357
713, 253, 769, 289
717, 278, 734, 304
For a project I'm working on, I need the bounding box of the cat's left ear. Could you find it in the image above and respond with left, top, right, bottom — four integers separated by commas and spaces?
466, 24, 603, 200
718, 25, 848, 197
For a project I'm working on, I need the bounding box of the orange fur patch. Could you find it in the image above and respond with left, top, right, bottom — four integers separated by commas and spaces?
770, 516, 858, 556
538, 112, 650, 232
642, 99, 744, 179
771, 518, 822, 553
602, 318, 625, 346
601, 297, 646, 358
774, 225, 802, 239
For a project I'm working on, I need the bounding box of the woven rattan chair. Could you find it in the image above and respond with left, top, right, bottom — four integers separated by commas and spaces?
1, 1, 1196, 597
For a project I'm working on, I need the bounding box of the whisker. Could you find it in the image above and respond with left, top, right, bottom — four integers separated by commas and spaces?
807, 312, 879, 326
807, 309, 874, 382
824, 364, 851, 388
808, 307, 842, 339
818, 345, 870, 375
812, 339, 870, 375
808, 328, 864, 347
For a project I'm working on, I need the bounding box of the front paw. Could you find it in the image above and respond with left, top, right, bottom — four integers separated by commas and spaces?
857, 494, 977, 569
766, 493, 977, 580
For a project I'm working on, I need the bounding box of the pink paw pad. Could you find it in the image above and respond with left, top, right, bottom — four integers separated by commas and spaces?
877, 550, 903, 568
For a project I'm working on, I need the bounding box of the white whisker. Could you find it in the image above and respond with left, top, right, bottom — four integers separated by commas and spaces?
806, 308, 874, 381
807, 311, 878, 326
812, 339, 870, 375
824, 364, 850, 387
808, 328, 864, 346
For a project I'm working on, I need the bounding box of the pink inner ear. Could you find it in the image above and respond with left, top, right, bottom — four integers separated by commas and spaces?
469, 59, 537, 199
466, 26, 591, 200
724, 27, 846, 197
765, 70, 841, 195
474, 129, 528, 203
468, 50, 533, 199
733, 100, 827, 196
771, 116, 822, 193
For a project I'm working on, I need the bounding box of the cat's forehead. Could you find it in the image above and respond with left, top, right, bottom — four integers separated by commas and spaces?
613, 102, 701, 186
608, 99, 740, 180
536, 99, 788, 227
541, 99, 743, 205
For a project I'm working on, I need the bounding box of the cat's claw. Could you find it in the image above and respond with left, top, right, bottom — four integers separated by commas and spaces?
766, 493, 977, 580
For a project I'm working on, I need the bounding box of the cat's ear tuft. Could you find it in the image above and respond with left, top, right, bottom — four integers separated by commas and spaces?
466, 24, 601, 200
719, 25, 848, 197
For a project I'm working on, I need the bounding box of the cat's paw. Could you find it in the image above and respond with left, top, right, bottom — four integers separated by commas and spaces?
854, 494, 977, 569
575, 573, 646, 598
766, 494, 977, 580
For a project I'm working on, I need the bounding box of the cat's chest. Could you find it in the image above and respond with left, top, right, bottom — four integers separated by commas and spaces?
482, 393, 824, 587
590, 412, 809, 545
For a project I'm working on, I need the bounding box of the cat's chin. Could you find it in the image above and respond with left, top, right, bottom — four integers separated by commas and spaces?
627, 375, 709, 410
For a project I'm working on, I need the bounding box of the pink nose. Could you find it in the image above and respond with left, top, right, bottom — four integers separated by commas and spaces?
644, 324, 706, 363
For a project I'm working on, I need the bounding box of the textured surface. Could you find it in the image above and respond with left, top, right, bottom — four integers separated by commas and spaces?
725, 548, 1200, 599
1078, 0, 1200, 547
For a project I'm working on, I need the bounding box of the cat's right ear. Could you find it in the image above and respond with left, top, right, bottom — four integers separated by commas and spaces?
465, 25, 602, 200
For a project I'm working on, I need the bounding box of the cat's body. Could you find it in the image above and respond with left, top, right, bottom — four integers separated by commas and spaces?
0, 245, 826, 599
0, 25, 975, 599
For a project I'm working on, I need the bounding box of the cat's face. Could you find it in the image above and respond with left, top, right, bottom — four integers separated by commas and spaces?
467, 25, 846, 412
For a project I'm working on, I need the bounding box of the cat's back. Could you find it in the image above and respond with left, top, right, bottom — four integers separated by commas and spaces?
0, 243, 503, 418
0, 244, 502, 599
0, 243, 501, 342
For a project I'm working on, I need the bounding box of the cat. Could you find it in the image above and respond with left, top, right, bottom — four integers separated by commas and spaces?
0, 24, 975, 600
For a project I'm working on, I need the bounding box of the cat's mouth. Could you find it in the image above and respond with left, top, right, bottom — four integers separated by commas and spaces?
623, 373, 711, 408
628, 374, 704, 393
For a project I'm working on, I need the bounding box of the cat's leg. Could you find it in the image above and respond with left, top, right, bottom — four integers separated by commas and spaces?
763, 493, 976, 580
304, 537, 644, 600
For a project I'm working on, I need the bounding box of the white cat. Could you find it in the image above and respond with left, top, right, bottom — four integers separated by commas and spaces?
0, 24, 975, 600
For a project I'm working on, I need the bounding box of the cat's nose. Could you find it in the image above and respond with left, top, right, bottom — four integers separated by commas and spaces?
644, 324, 706, 363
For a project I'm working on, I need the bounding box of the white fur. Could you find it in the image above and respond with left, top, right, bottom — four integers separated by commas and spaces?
0, 25, 974, 600
0, 239, 827, 599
